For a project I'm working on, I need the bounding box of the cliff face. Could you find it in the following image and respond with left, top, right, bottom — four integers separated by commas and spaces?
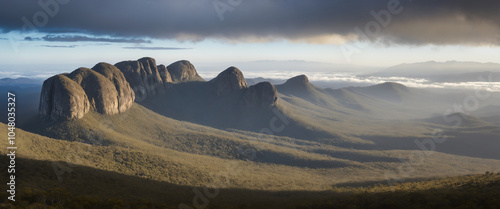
157, 64, 173, 84
39, 64, 135, 120
138, 57, 165, 95
68, 67, 120, 115
91, 63, 135, 113
114, 58, 203, 101
115, 58, 165, 101
39, 74, 91, 120
39, 57, 279, 120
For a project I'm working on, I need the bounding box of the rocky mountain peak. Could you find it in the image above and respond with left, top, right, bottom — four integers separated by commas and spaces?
376, 82, 409, 92
210, 66, 248, 96
39, 74, 91, 120
167, 60, 204, 83
91, 62, 135, 113
283, 75, 309, 86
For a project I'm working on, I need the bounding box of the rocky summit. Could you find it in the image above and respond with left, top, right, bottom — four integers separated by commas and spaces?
167, 60, 204, 83
91, 63, 135, 113
40, 64, 135, 120
283, 74, 309, 87
210, 66, 248, 96
115, 57, 166, 100
208, 66, 278, 108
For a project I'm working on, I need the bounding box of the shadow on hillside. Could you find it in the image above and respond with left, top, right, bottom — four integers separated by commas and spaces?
19, 115, 115, 146
254, 150, 351, 169
312, 149, 400, 163
139, 82, 341, 144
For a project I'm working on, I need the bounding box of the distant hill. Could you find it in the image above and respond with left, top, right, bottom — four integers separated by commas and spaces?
276, 75, 329, 103
246, 77, 285, 86
343, 82, 411, 102
0, 84, 41, 126
472, 105, 500, 117
367, 61, 500, 81
430, 71, 500, 82
0, 77, 43, 85
423, 112, 494, 127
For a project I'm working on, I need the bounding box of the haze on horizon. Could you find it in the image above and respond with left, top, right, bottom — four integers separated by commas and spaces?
0, 0, 499, 78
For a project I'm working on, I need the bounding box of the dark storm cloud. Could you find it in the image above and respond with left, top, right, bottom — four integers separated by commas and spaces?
42, 35, 151, 43
40, 44, 77, 48
0, 0, 499, 45
123, 46, 191, 50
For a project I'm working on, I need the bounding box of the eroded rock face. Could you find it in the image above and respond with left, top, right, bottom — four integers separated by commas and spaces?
167, 60, 204, 83
67, 67, 120, 115
138, 57, 165, 95
39, 74, 90, 120
243, 82, 278, 108
92, 62, 135, 113
114, 60, 148, 100
115, 58, 167, 101
210, 67, 248, 96
157, 64, 173, 83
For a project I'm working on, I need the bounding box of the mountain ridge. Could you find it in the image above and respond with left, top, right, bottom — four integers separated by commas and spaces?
39, 57, 280, 122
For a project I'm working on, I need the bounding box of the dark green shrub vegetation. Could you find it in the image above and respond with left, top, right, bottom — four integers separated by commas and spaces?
2, 173, 498, 209
2, 188, 168, 209
297, 173, 500, 209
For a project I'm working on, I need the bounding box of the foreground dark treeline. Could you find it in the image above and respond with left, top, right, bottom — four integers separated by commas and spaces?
2, 171, 499, 209
298, 173, 500, 209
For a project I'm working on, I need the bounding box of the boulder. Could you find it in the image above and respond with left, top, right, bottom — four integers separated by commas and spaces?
210, 66, 248, 96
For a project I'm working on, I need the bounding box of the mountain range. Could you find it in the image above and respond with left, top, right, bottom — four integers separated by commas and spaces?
368, 61, 500, 83
29, 57, 500, 154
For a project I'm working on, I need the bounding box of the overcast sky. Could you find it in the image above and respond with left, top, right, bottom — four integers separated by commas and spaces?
0, 0, 499, 77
